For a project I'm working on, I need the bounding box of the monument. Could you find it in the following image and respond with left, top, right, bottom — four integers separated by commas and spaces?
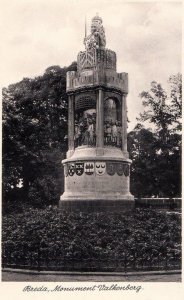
60, 14, 134, 210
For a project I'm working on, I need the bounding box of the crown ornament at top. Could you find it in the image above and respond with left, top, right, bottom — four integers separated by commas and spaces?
91, 13, 103, 23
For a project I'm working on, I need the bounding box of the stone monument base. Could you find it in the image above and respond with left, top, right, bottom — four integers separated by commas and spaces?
60, 147, 134, 211
59, 199, 135, 212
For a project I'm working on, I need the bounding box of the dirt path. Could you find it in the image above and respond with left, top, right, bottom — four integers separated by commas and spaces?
2, 271, 181, 282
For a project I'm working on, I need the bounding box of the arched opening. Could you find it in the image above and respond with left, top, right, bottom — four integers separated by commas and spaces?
74, 96, 96, 147
104, 97, 122, 148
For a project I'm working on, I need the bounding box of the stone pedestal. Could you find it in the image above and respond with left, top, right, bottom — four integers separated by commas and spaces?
60, 147, 134, 209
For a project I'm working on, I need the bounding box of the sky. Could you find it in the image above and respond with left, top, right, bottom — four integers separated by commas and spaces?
0, 0, 182, 130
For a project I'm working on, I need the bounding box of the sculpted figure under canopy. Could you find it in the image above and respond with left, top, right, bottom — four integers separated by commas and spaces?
84, 14, 106, 50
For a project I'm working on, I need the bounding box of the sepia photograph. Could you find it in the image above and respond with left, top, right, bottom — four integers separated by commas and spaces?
1, 0, 182, 292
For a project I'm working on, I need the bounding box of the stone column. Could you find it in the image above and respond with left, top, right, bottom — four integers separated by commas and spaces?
122, 93, 127, 152
96, 88, 104, 151
67, 93, 75, 158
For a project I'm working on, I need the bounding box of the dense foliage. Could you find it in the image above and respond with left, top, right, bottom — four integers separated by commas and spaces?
2, 63, 77, 207
128, 73, 182, 197
2, 207, 181, 270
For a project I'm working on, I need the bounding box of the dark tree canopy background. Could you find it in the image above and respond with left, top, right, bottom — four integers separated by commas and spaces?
2, 62, 77, 208
2, 67, 181, 210
128, 73, 182, 198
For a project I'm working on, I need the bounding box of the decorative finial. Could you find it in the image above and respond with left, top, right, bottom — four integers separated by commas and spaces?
92, 13, 102, 24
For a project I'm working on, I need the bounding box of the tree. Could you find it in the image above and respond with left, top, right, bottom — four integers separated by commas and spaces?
128, 126, 158, 197
2, 62, 77, 207
128, 73, 181, 197
137, 73, 181, 154
169, 73, 182, 132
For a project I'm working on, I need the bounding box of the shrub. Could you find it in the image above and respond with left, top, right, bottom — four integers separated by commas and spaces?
2, 207, 181, 270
